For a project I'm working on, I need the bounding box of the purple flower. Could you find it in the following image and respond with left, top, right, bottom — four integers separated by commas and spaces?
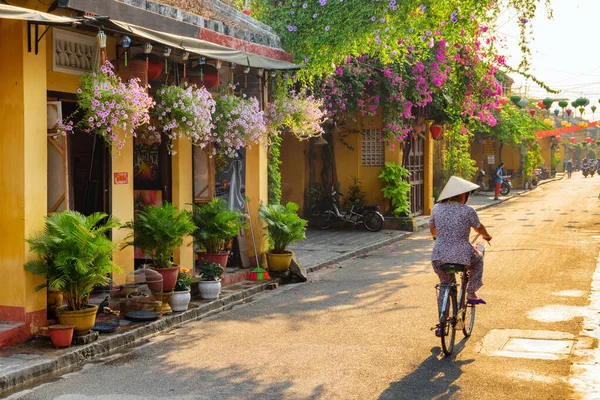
451, 12, 458, 23
288, 25, 294, 31
303, 56, 310, 63
302, 3, 307, 7
420, 36, 426, 41
290, 10, 294, 14
426, 30, 432, 36
371, 16, 377, 21
325, 25, 330, 31
313, 13, 318, 18
419, 4, 426, 12
320, 0, 327, 5
380, 18, 386, 23
375, 29, 380, 34
392, 50, 397, 55
408, 28, 414, 33
520, 18, 528, 24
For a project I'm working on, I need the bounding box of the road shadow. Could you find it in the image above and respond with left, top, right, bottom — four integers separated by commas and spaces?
378, 346, 474, 400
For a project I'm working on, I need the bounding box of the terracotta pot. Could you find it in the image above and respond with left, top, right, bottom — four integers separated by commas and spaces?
47, 289, 63, 319
150, 266, 179, 292
56, 305, 98, 336
197, 252, 230, 270
266, 251, 294, 272
198, 281, 221, 300
169, 290, 191, 312
48, 324, 74, 348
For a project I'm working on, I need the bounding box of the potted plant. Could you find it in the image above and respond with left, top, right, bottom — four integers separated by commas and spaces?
259, 202, 307, 272
169, 268, 196, 312
191, 198, 246, 270
123, 202, 195, 292
48, 324, 75, 348
197, 262, 224, 300
24, 211, 121, 335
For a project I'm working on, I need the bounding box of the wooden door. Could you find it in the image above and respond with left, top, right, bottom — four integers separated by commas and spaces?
407, 134, 425, 216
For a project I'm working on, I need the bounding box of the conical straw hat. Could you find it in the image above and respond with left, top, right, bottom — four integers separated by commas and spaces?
437, 176, 480, 202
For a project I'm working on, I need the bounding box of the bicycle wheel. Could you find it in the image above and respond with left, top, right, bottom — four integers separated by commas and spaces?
439, 287, 457, 356
317, 211, 335, 230
363, 211, 384, 232
462, 303, 476, 337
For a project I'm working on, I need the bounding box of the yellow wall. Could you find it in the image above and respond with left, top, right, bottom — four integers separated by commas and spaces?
0, 20, 47, 314
280, 133, 308, 211
245, 142, 269, 265
172, 139, 194, 270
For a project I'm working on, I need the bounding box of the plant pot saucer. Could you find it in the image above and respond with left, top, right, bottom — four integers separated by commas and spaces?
124, 311, 161, 322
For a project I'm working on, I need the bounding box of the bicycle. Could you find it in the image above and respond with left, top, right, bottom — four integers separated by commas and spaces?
436, 234, 489, 356
317, 188, 384, 232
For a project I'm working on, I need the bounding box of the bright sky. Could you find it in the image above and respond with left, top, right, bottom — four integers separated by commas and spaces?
498, 0, 600, 102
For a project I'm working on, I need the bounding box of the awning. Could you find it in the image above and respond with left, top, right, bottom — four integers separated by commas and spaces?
0, 4, 80, 25
109, 20, 301, 70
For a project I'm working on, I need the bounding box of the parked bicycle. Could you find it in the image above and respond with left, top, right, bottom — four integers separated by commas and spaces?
317, 188, 384, 232
436, 234, 490, 356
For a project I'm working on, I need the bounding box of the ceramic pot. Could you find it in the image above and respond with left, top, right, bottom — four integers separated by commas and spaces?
266, 251, 294, 272
56, 305, 98, 336
198, 280, 221, 300
150, 266, 179, 292
169, 290, 191, 312
48, 324, 74, 348
197, 252, 229, 270
47, 289, 63, 319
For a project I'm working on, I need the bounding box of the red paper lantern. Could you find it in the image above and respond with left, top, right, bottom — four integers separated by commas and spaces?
555, 135, 561, 141
430, 124, 443, 140
566, 109, 572, 116
538, 101, 544, 109
570, 137, 576, 143
133, 53, 163, 81
499, 97, 510, 105
586, 137, 591, 144
495, 106, 502, 113
529, 109, 536, 116
188, 64, 220, 89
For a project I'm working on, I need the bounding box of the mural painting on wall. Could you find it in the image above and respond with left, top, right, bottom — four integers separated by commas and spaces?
214, 149, 246, 213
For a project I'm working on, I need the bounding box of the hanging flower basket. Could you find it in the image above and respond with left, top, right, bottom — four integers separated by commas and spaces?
153, 83, 216, 153
57, 61, 154, 152
212, 89, 266, 155
264, 90, 326, 140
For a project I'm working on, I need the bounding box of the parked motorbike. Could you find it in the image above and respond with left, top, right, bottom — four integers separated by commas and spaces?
318, 188, 384, 232
500, 176, 512, 196
537, 166, 549, 180
583, 166, 590, 178
476, 169, 511, 195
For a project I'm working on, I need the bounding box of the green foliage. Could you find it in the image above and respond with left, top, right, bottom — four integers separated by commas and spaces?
268, 134, 283, 205
444, 124, 477, 182
191, 198, 246, 254
379, 162, 411, 217
308, 183, 324, 216
174, 269, 197, 291
123, 203, 195, 269
345, 177, 367, 212
259, 202, 307, 253
523, 144, 543, 181
484, 105, 548, 146
24, 211, 121, 311
199, 262, 225, 281
551, 154, 560, 169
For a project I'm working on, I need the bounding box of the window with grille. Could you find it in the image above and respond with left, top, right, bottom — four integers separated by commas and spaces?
361, 130, 385, 166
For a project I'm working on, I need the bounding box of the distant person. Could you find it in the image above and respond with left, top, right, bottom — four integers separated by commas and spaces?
494, 162, 504, 201
567, 159, 573, 178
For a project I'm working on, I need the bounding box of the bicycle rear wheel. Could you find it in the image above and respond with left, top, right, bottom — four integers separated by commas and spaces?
363, 211, 384, 232
318, 211, 335, 230
462, 303, 476, 337
439, 287, 457, 356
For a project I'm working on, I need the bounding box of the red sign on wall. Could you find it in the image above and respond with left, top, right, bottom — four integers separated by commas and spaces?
114, 172, 129, 185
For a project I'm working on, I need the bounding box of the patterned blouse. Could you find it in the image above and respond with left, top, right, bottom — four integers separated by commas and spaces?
429, 202, 481, 265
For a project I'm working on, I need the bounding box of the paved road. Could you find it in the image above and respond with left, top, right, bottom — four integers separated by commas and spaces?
13, 175, 600, 399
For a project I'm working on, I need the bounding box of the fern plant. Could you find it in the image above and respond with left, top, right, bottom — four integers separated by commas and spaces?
123, 202, 195, 268
259, 202, 307, 254
191, 198, 246, 254
24, 211, 121, 311
379, 162, 412, 217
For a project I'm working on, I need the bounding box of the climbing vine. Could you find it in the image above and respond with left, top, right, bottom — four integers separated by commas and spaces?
267, 134, 283, 205
444, 124, 477, 182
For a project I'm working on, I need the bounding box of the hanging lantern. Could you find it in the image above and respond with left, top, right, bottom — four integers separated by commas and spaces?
199, 57, 206, 65
135, 53, 163, 81
566, 109, 572, 116
537, 101, 544, 109
216, 60, 223, 69
579, 106, 585, 116
499, 97, 510, 105
120, 35, 131, 66
543, 97, 554, 109
529, 109, 536, 116
558, 100, 568, 109
517, 99, 528, 108
163, 48, 171, 76
570, 136, 576, 143
270, 70, 277, 78
181, 52, 189, 78
230, 62, 237, 69
495, 106, 502, 113
143, 43, 153, 74
586, 137, 591, 144
430, 124, 444, 140
188, 64, 220, 89
96, 30, 107, 49
554, 109, 560, 117
510, 95, 521, 105
555, 135, 561, 141
258, 68, 264, 88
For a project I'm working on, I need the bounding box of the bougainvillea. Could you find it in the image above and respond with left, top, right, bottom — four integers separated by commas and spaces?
264, 90, 325, 140
153, 83, 216, 153
212, 88, 266, 155
57, 61, 154, 152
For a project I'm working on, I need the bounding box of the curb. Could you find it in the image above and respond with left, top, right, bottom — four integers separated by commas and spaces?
304, 232, 412, 273
0, 279, 279, 396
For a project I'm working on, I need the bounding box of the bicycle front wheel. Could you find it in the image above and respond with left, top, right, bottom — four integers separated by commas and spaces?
363, 211, 384, 232
317, 211, 335, 230
462, 303, 476, 337
440, 288, 457, 356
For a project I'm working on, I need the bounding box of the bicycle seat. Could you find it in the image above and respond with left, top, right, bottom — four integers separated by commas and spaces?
440, 264, 467, 272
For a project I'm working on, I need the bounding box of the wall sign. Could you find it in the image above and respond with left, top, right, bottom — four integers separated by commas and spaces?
114, 172, 129, 185
487, 155, 495, 165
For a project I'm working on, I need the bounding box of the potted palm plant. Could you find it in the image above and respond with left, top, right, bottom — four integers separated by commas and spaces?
123, 203, 195, 292
169, 268, 196, 312
24, 211, 121, 335
197, 262, 224, 300
259, 202, 307, 272
191, 198, 246, 270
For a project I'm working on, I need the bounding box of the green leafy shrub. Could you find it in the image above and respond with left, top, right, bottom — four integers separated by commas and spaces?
259, 202, 307, 254
192, 198, 246, 254
379, 162, 411, 217
25, 211, 121, 311
345, 177, 367, 212
268, 134, 283, 205
123, 203, 195, 269
199, 262, 224, 281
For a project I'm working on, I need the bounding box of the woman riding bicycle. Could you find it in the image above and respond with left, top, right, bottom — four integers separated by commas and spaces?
429, 176, 492, 321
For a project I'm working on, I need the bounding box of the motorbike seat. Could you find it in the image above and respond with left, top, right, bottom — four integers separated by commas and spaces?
440, 263, 467, 272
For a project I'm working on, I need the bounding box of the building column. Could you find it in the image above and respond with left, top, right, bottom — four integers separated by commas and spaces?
0, 20, 48, 341
172, 139, 194, 270
423, 122, 435, 215
111, 138, 134, 284
245, 143, 269, 266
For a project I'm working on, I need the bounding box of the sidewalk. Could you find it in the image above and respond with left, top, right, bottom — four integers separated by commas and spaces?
0, 180, 551, 396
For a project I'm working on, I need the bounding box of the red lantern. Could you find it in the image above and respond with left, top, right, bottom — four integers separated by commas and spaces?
555, 135, 561, 141
188, 64, 220, 89
566, 109, 572, 116
495, 106, 502, 113
529, 109, 536, 116
570, 137, 576, 143
586, 137, 591, 144
430, 124, 443, 140
538, 101, 544, 109
134, 53, 163, 81
499, 97, 509, 105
